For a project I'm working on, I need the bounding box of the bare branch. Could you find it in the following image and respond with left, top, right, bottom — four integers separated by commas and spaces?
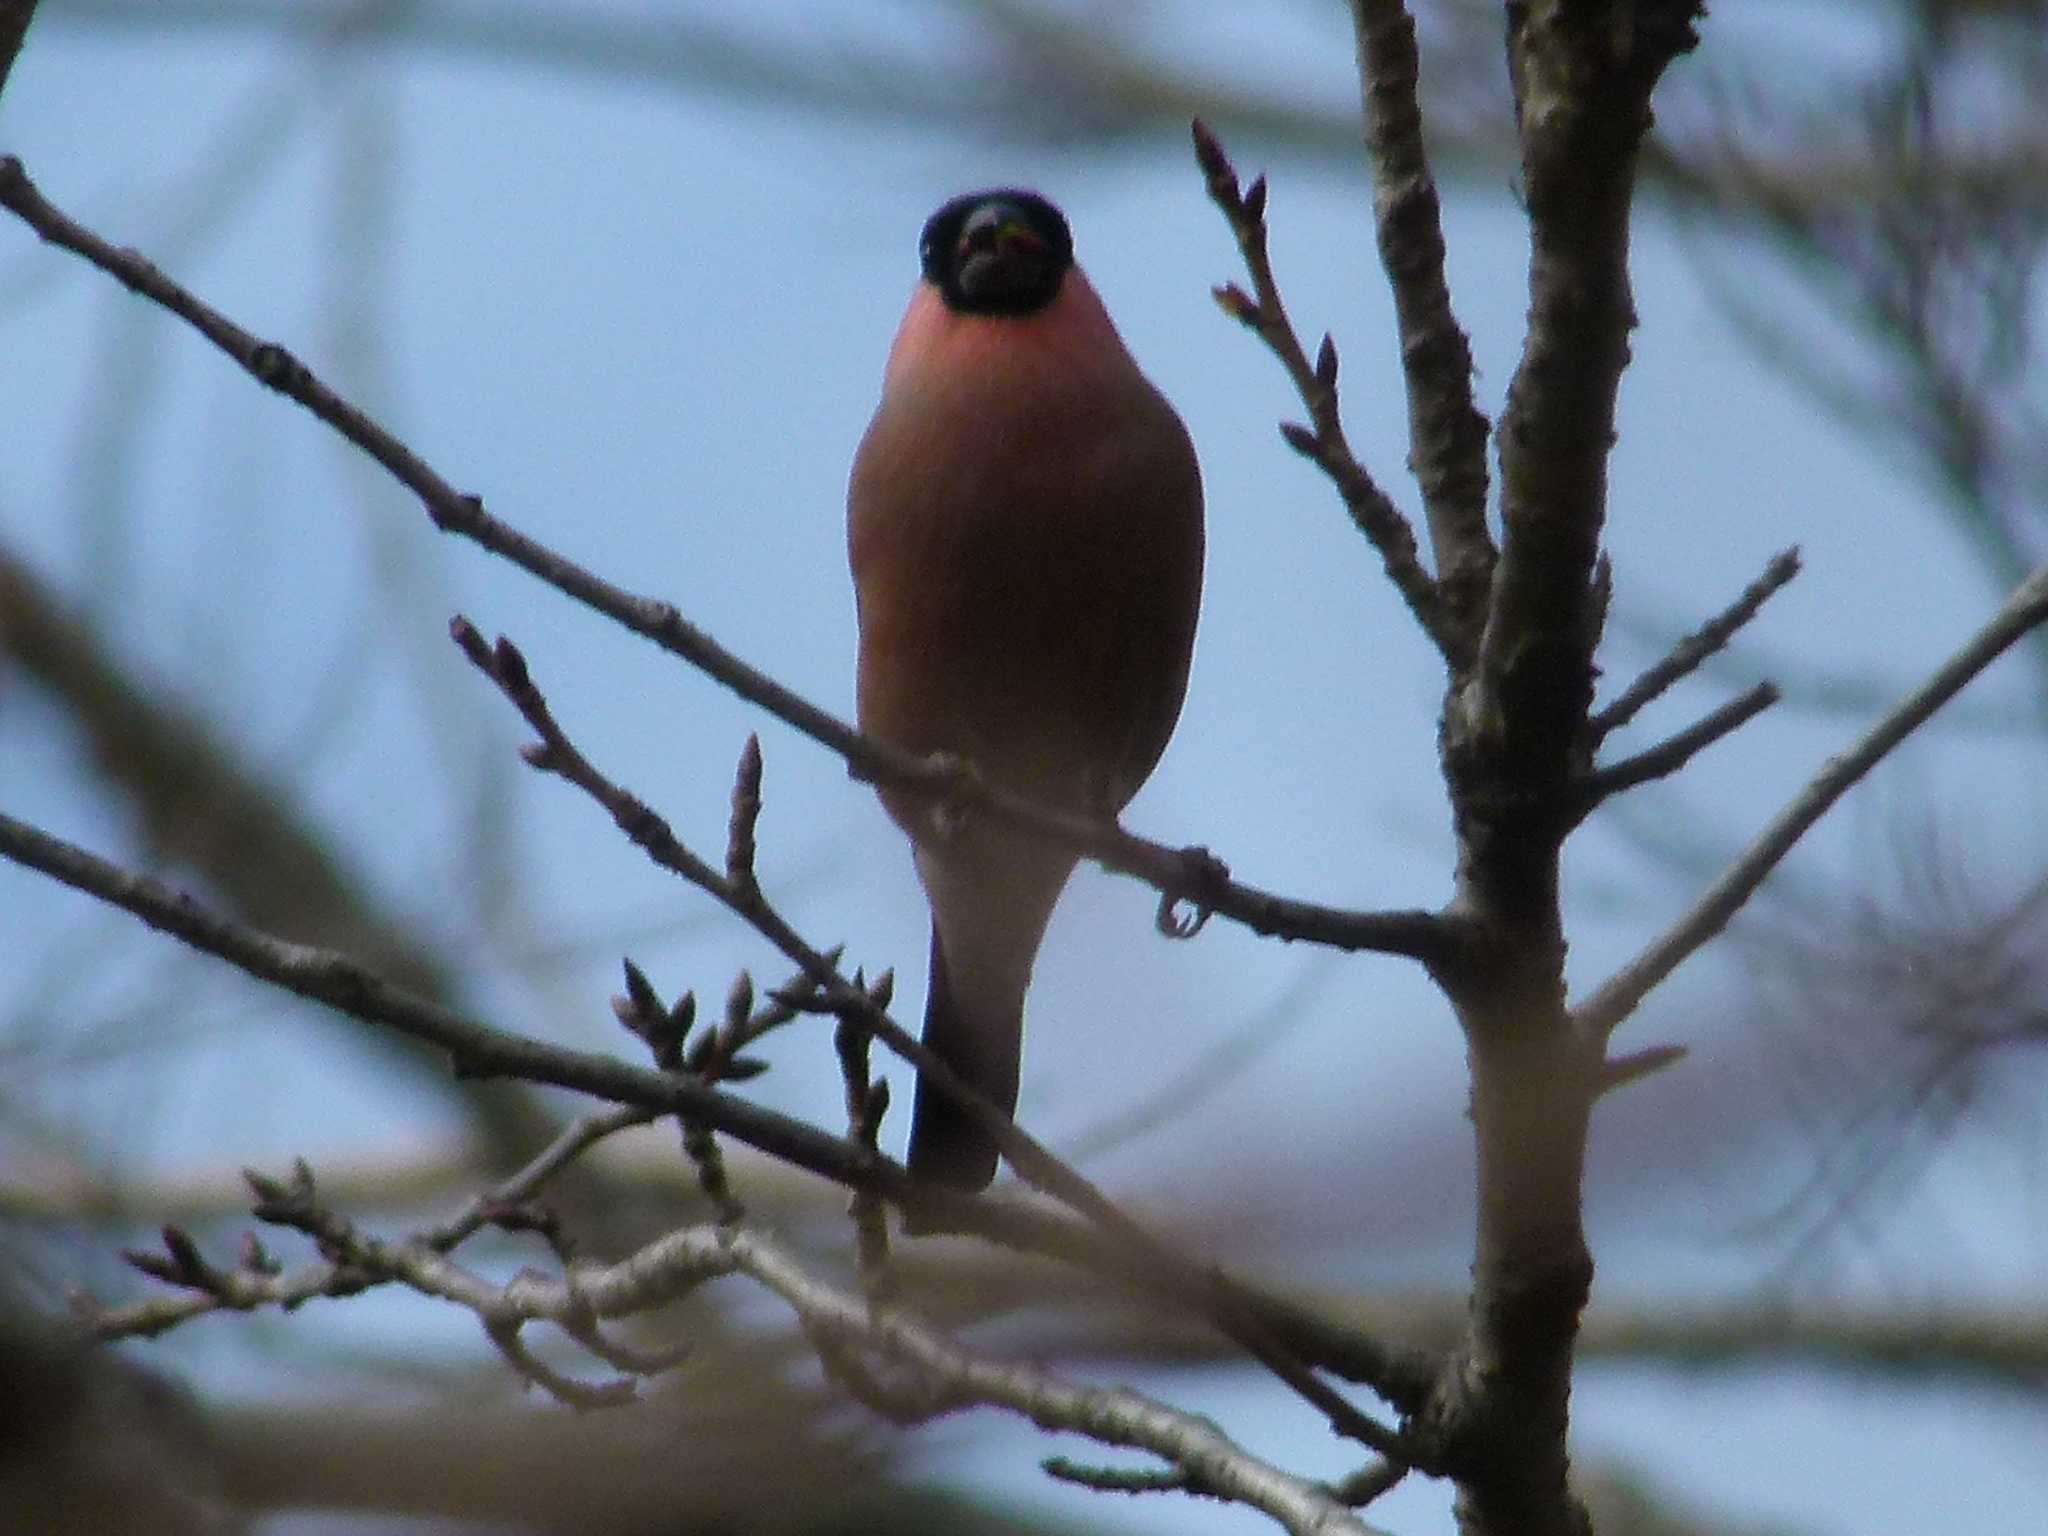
1593, 1043, 1689, 1098
0, 806, 896, 1198
96, 1170, 1394, 1536
1576, 561, 2048, 1037
1192, 120, 1467, 669
0, 153, 1467, 971
1580, 1298, 2048, 1390
447, 620, 1415, 1459
417, 1106, 654, 1253
1424, 12, 1706, 1535
690, 1229, 1395, 1536
1043, 1281, 2048, 1394
1042, 1456, 1210, 1498
1576, 682, 1780, 807
0, 807, 1441, 1417
0, 547, 567, 1167
1328, 1458, 1410, 1508
1349, 0, 1496, 643
1592, 548, 1802, 740
1476, 2, 1706, 781
834, 1015, 893, 1289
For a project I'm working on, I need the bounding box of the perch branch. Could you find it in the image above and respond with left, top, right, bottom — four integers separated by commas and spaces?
0, 806, 1441, 1415
448, 622, 1412, 1458
0, 152, 1468, 972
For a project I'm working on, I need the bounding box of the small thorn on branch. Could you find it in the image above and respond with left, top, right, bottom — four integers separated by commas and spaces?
1190, 118, 1238, 206
125, 1224, 242, 1297
1242, 173, 1268, 227
237, 1232, 280, 1276
1279, 421, 1320, 459
448, 613, 490, 667
614, 957, 688, 1068
727, 733, 763, 891
619, 956, 666, 1025
1043, 1456, 1203, 1496
765, 982, 832, 1015
1211, 282, 1260, 326
243, 1157, 317, 1223
724, 969, 753, 1032
492, 635, 531, 691
1597, 1043, 1689, 1096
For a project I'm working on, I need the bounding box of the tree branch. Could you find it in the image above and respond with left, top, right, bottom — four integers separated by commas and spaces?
1422, 10, 1706, 1536
0, 544, 574, 1171
102, 1189, 1391, 1536
1192, 120, 1468, 669
1575, 682, 1780, 808
0, 807, 889, 1187
1475, 2, 1706, 799
1349, 0, 1496, 646
1591, 547, 1802, 741
0, 152, 1470, 973
1575, 560, 2048, 1037
445, 621, 1413, 1459
0, 804, 1441, 1424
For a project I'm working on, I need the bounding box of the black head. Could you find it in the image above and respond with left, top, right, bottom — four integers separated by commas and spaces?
918, 189, 1073, 316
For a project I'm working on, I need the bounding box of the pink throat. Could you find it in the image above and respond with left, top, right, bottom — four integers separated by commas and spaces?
883, 270, 1128, 393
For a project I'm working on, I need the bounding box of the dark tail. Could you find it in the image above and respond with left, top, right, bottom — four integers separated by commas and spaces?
905, 925, 1021, 1192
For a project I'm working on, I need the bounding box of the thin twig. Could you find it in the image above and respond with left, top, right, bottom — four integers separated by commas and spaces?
1593, 1043, 1688, 1098
0, 807, 896, 1197
1042, 1457, 1210, 1497
103, 1192, 1389, 1534
1349, 0, 1495, 644
1327, 1457, 1409, 1508
0, 153, 1465, 970
1575, 681, 1780, 807
448, 621, 1414, 1459
1191, 121, 1465, 668
1592, 548, 1802, 740
1576, 561, 2048, 1037
419, 1105, 655, 1252
0, 808, 1440, 1412
835, 1015, 893, 1290
738, 1230, 1392, 1536
0, 154, 1448, 1443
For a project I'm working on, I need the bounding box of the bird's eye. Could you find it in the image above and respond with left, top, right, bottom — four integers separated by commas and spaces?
957, 206, 1044, 260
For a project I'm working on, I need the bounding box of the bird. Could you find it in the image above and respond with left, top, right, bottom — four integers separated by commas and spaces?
847, 189, 1204, 1191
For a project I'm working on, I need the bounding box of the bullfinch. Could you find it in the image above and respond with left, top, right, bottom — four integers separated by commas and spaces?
848, 190, 1204, 1191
